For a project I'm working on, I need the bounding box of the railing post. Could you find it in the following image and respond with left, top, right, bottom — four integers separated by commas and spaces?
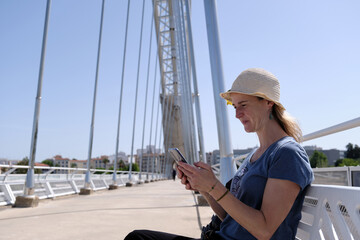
70, 179, 79, 194
347, 167, 352, 186
1, 184, 16, 205
44, 182, 55, 198
69, 169, 80, 193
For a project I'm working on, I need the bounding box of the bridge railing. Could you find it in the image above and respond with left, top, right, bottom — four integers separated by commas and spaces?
0, 164, 160, 206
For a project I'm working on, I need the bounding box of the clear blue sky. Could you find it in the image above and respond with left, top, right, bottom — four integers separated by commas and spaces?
1, 0, 360, 162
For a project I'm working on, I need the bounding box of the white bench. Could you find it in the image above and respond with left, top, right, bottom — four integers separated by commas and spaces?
296, 184, 360, 240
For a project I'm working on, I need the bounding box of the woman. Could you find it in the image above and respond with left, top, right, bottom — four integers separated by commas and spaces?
125, 68, 313, 240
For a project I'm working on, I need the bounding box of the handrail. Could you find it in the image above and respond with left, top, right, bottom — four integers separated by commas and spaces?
0, 164, 140, 175
302, 116, 360, 142
0, 164, 163, 206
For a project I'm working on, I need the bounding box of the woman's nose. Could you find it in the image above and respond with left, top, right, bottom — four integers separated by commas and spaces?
236, 108, 243, 119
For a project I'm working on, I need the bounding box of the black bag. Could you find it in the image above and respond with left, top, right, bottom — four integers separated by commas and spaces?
201, 214, 222, 239
201, 179, 233, 240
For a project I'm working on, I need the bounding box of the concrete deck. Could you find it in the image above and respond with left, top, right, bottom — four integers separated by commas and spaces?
0, 180, 213, 240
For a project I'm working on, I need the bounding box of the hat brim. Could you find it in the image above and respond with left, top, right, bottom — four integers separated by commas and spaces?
220, 91, 285, 110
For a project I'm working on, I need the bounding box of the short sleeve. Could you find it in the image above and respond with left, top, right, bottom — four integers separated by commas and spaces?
268, 142, 313, 190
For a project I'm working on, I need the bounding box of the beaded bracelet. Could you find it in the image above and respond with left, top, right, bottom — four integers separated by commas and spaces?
208, 181, 218, 193
216, 189, 229, 202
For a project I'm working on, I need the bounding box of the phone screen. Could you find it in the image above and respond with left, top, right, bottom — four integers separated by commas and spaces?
168, 148, 188, 164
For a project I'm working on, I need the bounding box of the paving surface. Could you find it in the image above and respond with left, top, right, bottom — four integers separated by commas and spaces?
0, 180, 213, 240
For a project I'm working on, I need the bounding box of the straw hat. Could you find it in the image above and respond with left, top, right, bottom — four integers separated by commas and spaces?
220, 68, 285, 110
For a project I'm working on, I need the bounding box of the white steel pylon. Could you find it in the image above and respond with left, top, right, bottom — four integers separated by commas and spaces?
153, 0, 185, 159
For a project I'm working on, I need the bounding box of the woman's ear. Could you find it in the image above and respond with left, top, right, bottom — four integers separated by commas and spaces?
267, 100, 275, 109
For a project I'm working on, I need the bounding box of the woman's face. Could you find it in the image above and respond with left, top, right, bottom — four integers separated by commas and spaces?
230, 93, 273, 133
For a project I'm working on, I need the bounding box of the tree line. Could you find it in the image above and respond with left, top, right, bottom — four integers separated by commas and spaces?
310, 143, 360, 168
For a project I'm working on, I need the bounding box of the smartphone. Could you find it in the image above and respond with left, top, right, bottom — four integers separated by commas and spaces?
168, 148, 188, 164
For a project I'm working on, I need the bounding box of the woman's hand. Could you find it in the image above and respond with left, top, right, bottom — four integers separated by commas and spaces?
176, 165, 195, 190
177, 161, 218, 193
176, 164, 184, 179
178, 162, 228, 220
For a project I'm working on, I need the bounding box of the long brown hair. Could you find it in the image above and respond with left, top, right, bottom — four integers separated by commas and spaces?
273, 105, 302, 143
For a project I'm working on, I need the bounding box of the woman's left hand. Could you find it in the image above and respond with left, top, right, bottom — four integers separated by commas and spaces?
177, 161, 218, 192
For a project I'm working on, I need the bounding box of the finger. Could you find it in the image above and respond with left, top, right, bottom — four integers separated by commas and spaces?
186, 179, 197, 191
176, 167, 184, 178
181, 176, 188, 185
182, 178, 193, 190
194, 161, 212, 171
185, 182, 193, 190
178, 162, 197, 174
178, 165, 193, 177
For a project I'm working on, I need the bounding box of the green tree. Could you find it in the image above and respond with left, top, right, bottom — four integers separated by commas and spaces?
310, 151, 328, 168
71, 163, 77, 168
17, 157, 29, 165
102, 158, 110, 169
16, 157, 41, 174
131, 163, 140, 172
42, 159, 54, 167
116, 160, 139, 171
335, 158, 360, 167
345, 143, 354, 158
118, 160, 126, 171
335, 159, 343, 167
16, 157, 29, 174
345, 143, 360, 159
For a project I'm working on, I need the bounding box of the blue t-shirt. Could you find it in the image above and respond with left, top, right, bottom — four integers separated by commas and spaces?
217, 136, 314, 239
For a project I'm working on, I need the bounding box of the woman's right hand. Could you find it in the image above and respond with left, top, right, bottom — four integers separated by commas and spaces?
176, 165, 195, 190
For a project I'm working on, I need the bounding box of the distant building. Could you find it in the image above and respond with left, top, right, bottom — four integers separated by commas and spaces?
68, 159, 86, 169
136, 145, 161, 156
52, 155, 70, 173
303, 146, 345, 166
108, 151, 128, 164
206, 152, 212, 165
135, 152, 165, 173
34, 162, 50, 173
0, 158, 8, 165
50, 155, 112, 173
135, 146, 164, 173
0, 158, 19, 165
90, 155, 110, 169
210, 148, 254, 166
34, 163, 49, 167
0, 158, 9, 174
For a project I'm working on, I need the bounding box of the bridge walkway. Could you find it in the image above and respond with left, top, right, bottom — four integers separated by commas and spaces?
0, 180, 213, 240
